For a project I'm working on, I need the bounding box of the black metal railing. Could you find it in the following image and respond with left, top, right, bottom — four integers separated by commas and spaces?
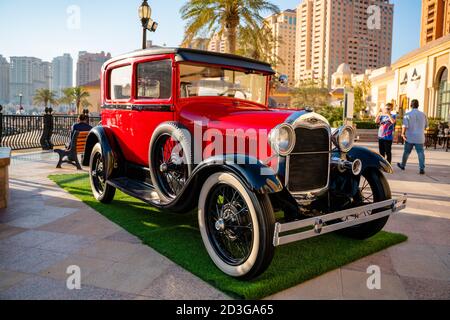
0, 113, 101, 150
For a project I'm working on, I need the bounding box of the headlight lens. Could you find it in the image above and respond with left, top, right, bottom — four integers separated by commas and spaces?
335, 125, 355, 152
269, 124, 296, 156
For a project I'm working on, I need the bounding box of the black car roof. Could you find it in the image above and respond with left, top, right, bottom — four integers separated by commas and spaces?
104, 47, 276, 74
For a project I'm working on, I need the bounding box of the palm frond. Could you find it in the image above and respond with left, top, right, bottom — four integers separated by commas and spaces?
181, 0, 279, 54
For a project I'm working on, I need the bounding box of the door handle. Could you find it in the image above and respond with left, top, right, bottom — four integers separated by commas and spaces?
131, 105, 144, 111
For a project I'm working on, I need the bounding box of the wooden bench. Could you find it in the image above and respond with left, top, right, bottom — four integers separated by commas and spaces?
54, 131, 89, 170
0, 147, 11, 209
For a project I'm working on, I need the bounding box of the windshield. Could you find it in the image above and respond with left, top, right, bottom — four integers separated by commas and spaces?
179, 63, 268, 105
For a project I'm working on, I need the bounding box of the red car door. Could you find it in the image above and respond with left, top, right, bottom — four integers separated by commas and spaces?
130, 56, 175, 166
103, 63, 135, 162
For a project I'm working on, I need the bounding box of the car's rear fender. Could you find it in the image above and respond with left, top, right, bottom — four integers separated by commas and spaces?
82, 126, 121, 179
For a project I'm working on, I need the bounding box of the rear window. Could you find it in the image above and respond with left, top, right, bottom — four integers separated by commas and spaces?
109, 65, 132, 100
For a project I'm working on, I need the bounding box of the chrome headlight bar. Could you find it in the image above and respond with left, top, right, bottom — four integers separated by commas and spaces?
332, 125, 356, 153
269, 123, 296, 156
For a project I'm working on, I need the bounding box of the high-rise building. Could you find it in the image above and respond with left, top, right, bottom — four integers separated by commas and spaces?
52, 53, 73, 98
76, 51, 111, 86
295, 0, 394, 88
9, 57, 52, 105
420, 0, 450, 46
0, 55, 10, 104
265, 9, 297, 86
208, 33, 228, 53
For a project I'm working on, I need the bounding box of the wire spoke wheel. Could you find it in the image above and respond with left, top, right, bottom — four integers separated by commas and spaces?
153, 133, 189, 199
359, 177, 374, 205
338, 169, 391, 240
199, 172, 275, 279
89, 143, 116, 204
206, 184, 254, 266
91, 151, 106, 195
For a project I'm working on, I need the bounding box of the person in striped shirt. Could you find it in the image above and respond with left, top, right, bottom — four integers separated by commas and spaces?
375, 103, 396, 164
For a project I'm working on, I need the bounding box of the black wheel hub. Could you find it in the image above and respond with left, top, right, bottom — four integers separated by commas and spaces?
153, 134, 188, 198
206, 184, 254, 266
91, 153, 105, 194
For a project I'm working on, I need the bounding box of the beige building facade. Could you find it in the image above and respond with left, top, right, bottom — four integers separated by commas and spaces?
265, 9, 297, 86
81, 79, 101, 115
295, 0, 394, 88
352, 35, 450, 122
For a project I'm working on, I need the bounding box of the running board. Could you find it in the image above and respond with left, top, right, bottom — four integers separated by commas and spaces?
273, 195, 408, 247
107, 177, 162, 205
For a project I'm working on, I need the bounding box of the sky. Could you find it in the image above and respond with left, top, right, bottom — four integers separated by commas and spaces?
0, 0, 421, 65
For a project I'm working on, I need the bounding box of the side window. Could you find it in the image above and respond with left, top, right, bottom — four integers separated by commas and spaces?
137, 60, 172, 100
109, 65, 132, 100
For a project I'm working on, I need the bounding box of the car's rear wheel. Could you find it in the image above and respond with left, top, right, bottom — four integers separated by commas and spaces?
89, 143, 116, 203
338, 169, 391, 240
198, 172, 275, 279
149, 122, 192, 203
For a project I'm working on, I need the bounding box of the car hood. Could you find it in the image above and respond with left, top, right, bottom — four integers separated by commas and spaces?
179, 103, 297, 132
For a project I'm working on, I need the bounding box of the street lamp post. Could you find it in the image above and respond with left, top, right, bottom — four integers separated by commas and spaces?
139, 0, 151, 50
19, 93, 23, 111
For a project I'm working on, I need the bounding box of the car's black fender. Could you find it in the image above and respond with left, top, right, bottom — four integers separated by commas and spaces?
327, 146, 393, 206
344, 146, 393, 174
82, 126, 122, 179
163, 154, 284, 212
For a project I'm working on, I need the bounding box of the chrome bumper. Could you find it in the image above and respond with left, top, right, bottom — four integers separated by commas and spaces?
273, 195, 407, 247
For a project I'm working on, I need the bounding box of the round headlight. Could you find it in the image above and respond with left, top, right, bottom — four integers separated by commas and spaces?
335, 125, 355, 152
269, 124, 296, 156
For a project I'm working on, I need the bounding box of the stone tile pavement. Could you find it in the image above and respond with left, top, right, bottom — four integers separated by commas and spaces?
0, 145, 449, 300
0, 151, 227, 300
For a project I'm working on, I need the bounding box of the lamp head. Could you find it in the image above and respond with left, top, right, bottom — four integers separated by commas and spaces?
139, 0, 151, 25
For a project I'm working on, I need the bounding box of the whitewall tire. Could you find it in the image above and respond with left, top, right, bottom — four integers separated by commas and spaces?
198, 172, 275, 279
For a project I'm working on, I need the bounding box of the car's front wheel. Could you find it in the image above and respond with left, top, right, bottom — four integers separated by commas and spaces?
338, 169, 391, 240
198, 172, 275, 279
89, 143, 116, 203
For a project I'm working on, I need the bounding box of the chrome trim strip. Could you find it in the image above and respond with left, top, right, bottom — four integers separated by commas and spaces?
273, 195, 408, 246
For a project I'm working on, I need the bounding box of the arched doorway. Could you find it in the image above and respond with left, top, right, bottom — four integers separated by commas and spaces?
436, 67, 450, 121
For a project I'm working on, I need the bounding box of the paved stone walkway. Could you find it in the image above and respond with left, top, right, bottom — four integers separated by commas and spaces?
0, 144, 449, 300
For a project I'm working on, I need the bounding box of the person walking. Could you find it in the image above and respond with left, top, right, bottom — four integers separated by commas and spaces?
375, 103, 396, 164
397, 99, 429, 175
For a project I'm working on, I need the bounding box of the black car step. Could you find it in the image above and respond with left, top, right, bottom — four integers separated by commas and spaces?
108, 177, 161, 204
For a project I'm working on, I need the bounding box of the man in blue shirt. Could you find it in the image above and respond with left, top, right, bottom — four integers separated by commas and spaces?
397, 99, 429, 175
66, 114, 92, 150
71, 114, 92, 135
375, 103, 396, 164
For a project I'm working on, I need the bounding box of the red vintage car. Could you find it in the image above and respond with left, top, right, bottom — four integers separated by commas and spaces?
83, 48, 407, 279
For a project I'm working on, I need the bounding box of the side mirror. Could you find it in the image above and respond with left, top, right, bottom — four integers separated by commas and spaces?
278, 75, 288, 85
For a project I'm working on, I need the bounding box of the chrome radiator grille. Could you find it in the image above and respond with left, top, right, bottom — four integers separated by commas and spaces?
287, 127, 330, 193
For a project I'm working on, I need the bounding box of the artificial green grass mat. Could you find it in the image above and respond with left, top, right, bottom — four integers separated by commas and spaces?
49, 174, 407, 300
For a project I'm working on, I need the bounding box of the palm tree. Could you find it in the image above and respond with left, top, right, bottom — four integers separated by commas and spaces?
353, 80, 372, 118
291, 79, 330, 109
181, 0, 279, 54
60, 87, 90, 114
33, 89, 57, 108
237, 23, 283, 65
81, 99, 92, 111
